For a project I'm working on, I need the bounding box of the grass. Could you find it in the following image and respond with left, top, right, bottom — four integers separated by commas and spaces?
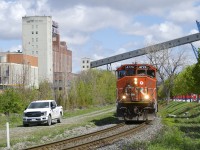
63, 104, 114, 118
0, 104, 116, 149
126, 101, 200, 150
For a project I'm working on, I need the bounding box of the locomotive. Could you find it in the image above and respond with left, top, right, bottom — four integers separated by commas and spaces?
116, 63, 157, 121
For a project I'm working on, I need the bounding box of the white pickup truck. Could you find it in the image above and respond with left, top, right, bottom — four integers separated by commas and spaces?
23, 100, 63, 126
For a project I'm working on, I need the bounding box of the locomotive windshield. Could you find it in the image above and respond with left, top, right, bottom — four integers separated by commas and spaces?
117, 65, 156, 78
126, 69, 135, 76
137, 69, 155, 78
118, 70, 126, 79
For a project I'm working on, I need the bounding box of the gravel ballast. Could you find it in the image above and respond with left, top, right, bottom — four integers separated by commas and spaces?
0, 109, 163, 150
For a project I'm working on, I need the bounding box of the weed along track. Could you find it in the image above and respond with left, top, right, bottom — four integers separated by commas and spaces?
24, 122, 149, 150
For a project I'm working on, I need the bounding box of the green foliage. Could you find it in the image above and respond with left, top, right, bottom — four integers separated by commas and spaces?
67, 69, 116, 109
0, 88, 24, 114
0, 70, 116, 114
192, 49, 200, 94
149, 126, 200, 150
16, 88, 39, 107
38, 80, 54, 100
172, 65, 195, 96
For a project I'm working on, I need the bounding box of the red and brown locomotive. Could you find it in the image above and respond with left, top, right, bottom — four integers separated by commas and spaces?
116, 63, 157, 121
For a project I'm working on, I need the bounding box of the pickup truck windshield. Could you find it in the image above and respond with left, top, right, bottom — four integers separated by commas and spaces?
28, 102, 49, 109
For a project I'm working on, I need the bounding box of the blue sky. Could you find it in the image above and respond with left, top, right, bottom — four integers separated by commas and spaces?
0, 0, 200, 73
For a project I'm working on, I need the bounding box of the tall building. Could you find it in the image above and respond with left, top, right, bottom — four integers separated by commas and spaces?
22, 16, 53, 83
22, 16, 72, 89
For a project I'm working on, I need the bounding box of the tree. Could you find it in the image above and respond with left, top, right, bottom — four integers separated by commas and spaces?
192, 48, 200, 102
66, 69, 116, 109
146, 45, 187, 104
173, 65, 195, 97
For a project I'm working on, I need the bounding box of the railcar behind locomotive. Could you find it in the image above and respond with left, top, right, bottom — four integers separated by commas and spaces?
116, 63, 157, 121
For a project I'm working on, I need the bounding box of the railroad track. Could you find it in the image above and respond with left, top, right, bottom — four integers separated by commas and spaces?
24, 122, 149, 150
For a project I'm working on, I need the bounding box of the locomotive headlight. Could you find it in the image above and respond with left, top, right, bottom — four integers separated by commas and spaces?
144, 94, 149, 100
134, 78, 138, 84
122, 95, 126, 99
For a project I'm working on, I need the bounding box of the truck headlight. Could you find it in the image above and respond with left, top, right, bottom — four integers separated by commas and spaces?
41, 111, 47, 116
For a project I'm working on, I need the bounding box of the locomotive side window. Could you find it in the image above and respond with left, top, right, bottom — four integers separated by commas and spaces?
118, 70, 126, 79
147, 70, 155, 78
126, 69, 135, 76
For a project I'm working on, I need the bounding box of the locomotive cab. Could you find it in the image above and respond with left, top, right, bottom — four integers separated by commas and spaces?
116, 64, 157, 121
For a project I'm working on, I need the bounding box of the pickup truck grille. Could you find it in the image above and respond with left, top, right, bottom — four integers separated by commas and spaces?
25, 112, 42, 117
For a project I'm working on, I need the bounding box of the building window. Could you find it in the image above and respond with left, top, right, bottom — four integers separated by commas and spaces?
36, 38, 38, 42
32, 51, 34, 54
6, 66, 9, 76
36, 25, 38, 28
36, 45, 38, 48
32, 31, 34, 34
87, 60, 89, 63
36, 51, 38, 54
32, 38, 34, 42
32, 25, 34, 29
87, 66, 89, 68
36, 31, 38, 34
83, 60, 85, 63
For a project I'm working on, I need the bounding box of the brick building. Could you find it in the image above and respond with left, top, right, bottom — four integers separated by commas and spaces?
53, 34, 72, 90
0, 52, 38, 88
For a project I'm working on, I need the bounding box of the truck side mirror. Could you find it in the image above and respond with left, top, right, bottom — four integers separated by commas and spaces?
51, 105, 56, 109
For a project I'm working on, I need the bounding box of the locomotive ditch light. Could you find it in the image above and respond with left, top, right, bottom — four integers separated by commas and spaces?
134, 78, 138, 84
144, 94, 149, 100
122, 95, 126, 99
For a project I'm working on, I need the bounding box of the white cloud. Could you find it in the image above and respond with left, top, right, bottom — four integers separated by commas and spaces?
114, 48, 127, 55
9, 44, 22, 52
93, 54, 104, 60
143, 22, 183, 44
0, 1, 26, 39
52, 4, 130, 46
167, 1, 200, 24
189, 29, 198, 34
62, 33, 90, 45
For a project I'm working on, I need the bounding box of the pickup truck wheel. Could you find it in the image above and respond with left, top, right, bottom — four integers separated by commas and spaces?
57, 113, 62, 123
47, 115, 52, 126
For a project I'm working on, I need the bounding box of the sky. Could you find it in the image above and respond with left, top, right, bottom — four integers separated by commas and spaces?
0, 0, 200, 73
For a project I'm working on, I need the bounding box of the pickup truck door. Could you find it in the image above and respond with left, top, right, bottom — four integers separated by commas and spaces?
50, 102, 57, 119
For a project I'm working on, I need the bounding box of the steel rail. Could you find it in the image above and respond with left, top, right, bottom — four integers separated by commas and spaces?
67, 122, 148, 150
24, 123, 125, 150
